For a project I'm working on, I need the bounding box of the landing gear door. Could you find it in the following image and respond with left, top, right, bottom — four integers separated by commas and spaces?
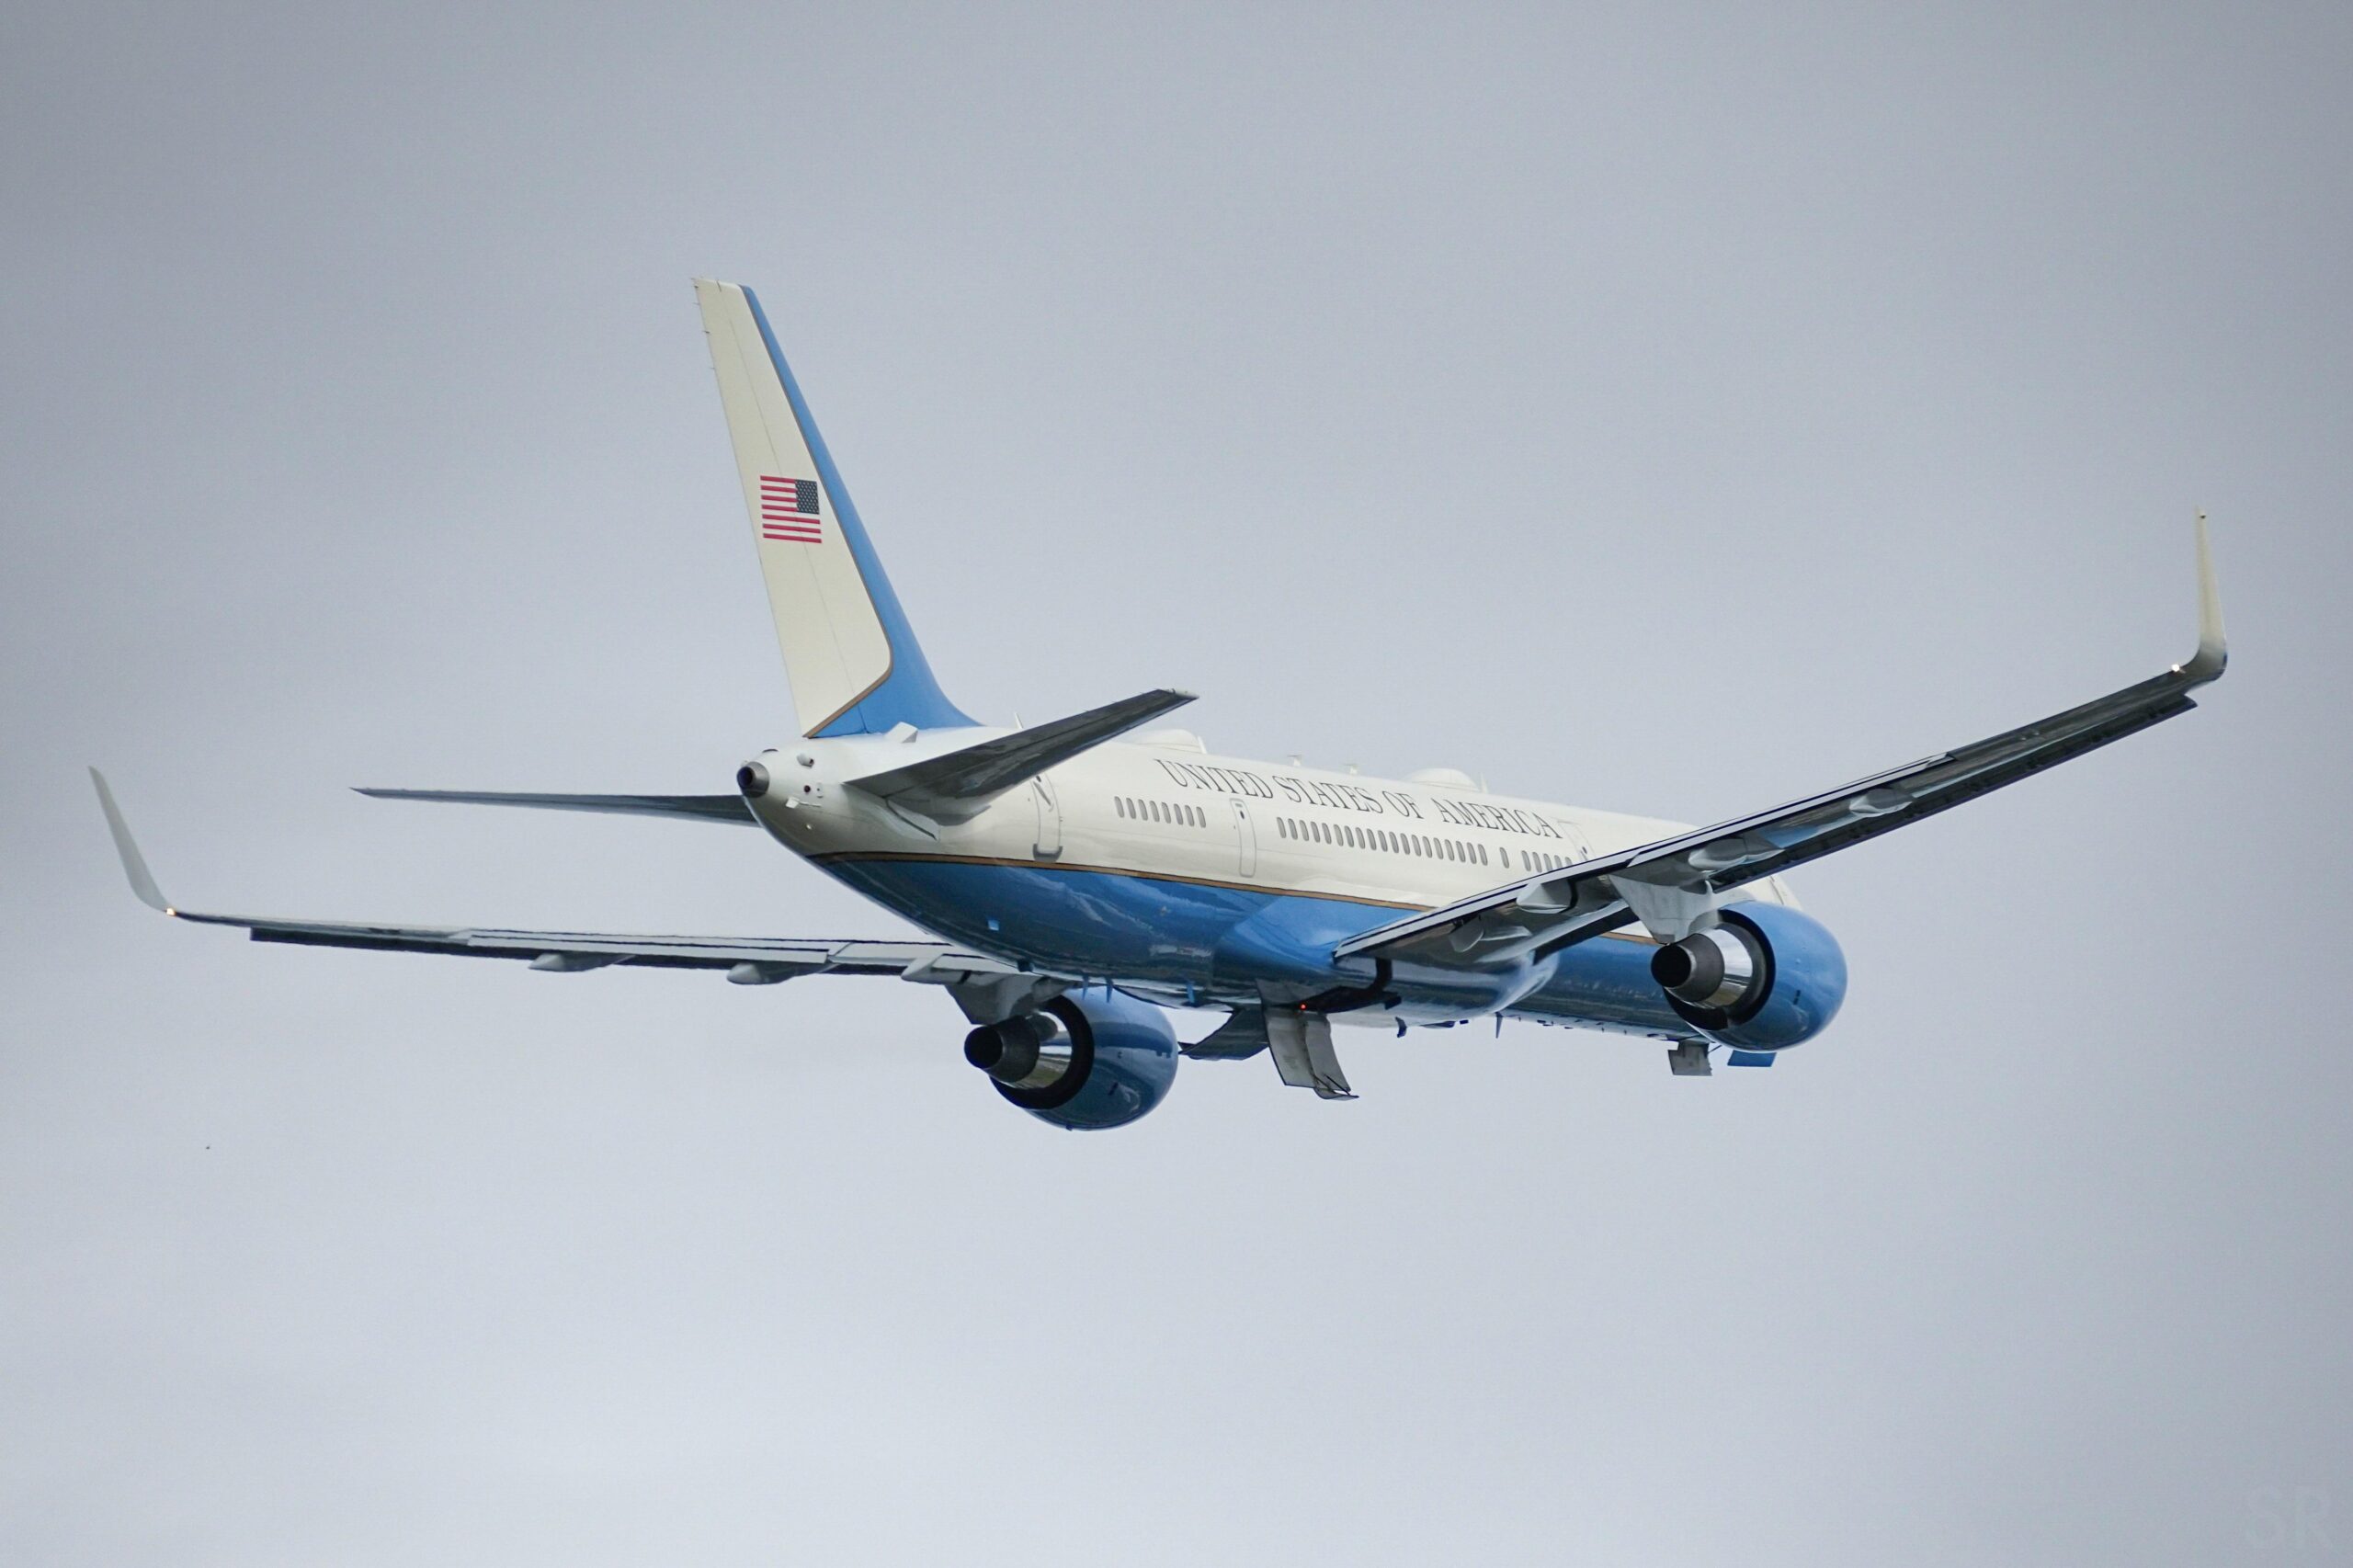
1031, 777, 1063, 859
1232, 798, 1258, 879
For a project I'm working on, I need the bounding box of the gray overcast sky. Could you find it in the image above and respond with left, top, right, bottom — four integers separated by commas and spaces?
4, 3, 2348, 1563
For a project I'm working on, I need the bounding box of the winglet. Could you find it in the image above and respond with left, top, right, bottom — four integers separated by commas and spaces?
2177, 511, 2228, 685
89, 768, 174, 914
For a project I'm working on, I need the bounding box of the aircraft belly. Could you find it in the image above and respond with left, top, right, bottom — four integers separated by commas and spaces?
1509, 935, 1690, 1034
809, 856, 1687, 1034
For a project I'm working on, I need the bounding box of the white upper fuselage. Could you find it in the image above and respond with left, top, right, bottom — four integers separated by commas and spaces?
748, 727, 1796, 922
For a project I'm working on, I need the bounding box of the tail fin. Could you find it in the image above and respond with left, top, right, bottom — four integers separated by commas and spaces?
694, 279, 973, 737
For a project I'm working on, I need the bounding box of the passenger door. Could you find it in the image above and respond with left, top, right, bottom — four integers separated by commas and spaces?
1031, 777, 1062, 859
1231, 798, 1259, 879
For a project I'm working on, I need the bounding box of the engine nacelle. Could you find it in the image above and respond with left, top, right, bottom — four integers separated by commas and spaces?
1649, 903, 1847, 1053
962, 989, 1179, 1131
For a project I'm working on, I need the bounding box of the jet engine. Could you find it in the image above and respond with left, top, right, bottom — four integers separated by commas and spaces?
1649, 903, 1847, 1053
962, 988, 1179, 1131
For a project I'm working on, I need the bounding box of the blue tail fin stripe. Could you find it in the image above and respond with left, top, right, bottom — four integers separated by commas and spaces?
741, 287, 975, 735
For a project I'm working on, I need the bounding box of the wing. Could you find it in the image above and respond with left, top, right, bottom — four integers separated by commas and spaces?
1343, 517, 2229, 965
92, 769, 1025, 994
355, 789, 757, 825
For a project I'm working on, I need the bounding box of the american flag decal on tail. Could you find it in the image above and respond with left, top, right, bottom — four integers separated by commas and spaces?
758, 475, 823, 544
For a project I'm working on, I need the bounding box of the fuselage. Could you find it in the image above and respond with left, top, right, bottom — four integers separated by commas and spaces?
745, 727, 1804, 1039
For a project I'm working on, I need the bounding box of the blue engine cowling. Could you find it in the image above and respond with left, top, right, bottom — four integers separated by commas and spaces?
961, 987, 1179, 1131
1651, 902, 1847, 1053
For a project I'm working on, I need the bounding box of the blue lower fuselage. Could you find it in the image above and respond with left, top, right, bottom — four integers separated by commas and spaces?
818, 855, 1696, 1037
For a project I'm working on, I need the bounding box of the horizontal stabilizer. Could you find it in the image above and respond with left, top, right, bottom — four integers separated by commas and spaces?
847, 688, 1194, 817
356, 789, 756, 825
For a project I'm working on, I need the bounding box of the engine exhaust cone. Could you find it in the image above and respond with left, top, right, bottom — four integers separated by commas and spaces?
1653, 926, 1757, 1010
965, 1014, 1065, 1087
1651, 943, 1699, 990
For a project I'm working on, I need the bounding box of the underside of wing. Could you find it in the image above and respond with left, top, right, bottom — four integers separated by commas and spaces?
92, 768, 1021, 990
1341, 516, 2229, 966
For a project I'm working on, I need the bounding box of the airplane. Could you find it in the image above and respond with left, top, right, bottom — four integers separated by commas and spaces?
91, 278, 2230, 1130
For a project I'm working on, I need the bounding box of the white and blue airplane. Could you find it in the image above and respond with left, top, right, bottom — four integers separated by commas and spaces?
93, 279, 2230, 1129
